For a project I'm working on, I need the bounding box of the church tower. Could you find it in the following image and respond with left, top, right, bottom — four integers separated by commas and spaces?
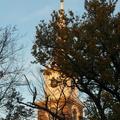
37, 1, 84, 120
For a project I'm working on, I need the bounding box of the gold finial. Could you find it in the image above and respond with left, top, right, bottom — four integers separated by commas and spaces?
60, 0, 64, 2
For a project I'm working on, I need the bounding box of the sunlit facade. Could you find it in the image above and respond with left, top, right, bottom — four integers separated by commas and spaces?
37, 1, 84, 120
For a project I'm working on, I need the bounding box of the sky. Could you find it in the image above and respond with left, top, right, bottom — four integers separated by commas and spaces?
0, 0, 119, 62
0, 0, 85, 118
0, 0, 120, 118
0, 0, 86, 99
0, 0, 85, 61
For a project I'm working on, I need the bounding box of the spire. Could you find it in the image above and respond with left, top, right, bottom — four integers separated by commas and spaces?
60, 0, 64, 10
59, 0, 65, 28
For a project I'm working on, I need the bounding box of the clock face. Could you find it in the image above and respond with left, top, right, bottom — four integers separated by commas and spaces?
50, 79, 59, 88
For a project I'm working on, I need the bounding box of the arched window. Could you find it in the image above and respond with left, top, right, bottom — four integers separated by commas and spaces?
72, 108, 77, 120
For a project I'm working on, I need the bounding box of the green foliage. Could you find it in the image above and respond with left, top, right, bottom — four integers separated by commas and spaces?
32, 0, 120, 119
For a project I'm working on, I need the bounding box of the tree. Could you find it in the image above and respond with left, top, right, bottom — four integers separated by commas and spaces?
0, 26, 30, 119
2, 88, 35, 120
18, 74, 68, 120
31, 0, 120, 119
18, 73, 85, 120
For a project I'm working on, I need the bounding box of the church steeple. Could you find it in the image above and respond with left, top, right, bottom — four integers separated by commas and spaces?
60, 0, 64, 10
59, 0, 65, 29
37, 1, 85, 119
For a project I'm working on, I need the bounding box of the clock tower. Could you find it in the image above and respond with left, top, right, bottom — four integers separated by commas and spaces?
37, 0, 84, 120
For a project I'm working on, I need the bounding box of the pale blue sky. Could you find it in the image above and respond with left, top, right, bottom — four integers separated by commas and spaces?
0, 0, 85, 58
0, 0, 119, 118
0, 0, 119, 61
0, 0, 120, 96
0, 0, 119, 86
0, 0, 86, 110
